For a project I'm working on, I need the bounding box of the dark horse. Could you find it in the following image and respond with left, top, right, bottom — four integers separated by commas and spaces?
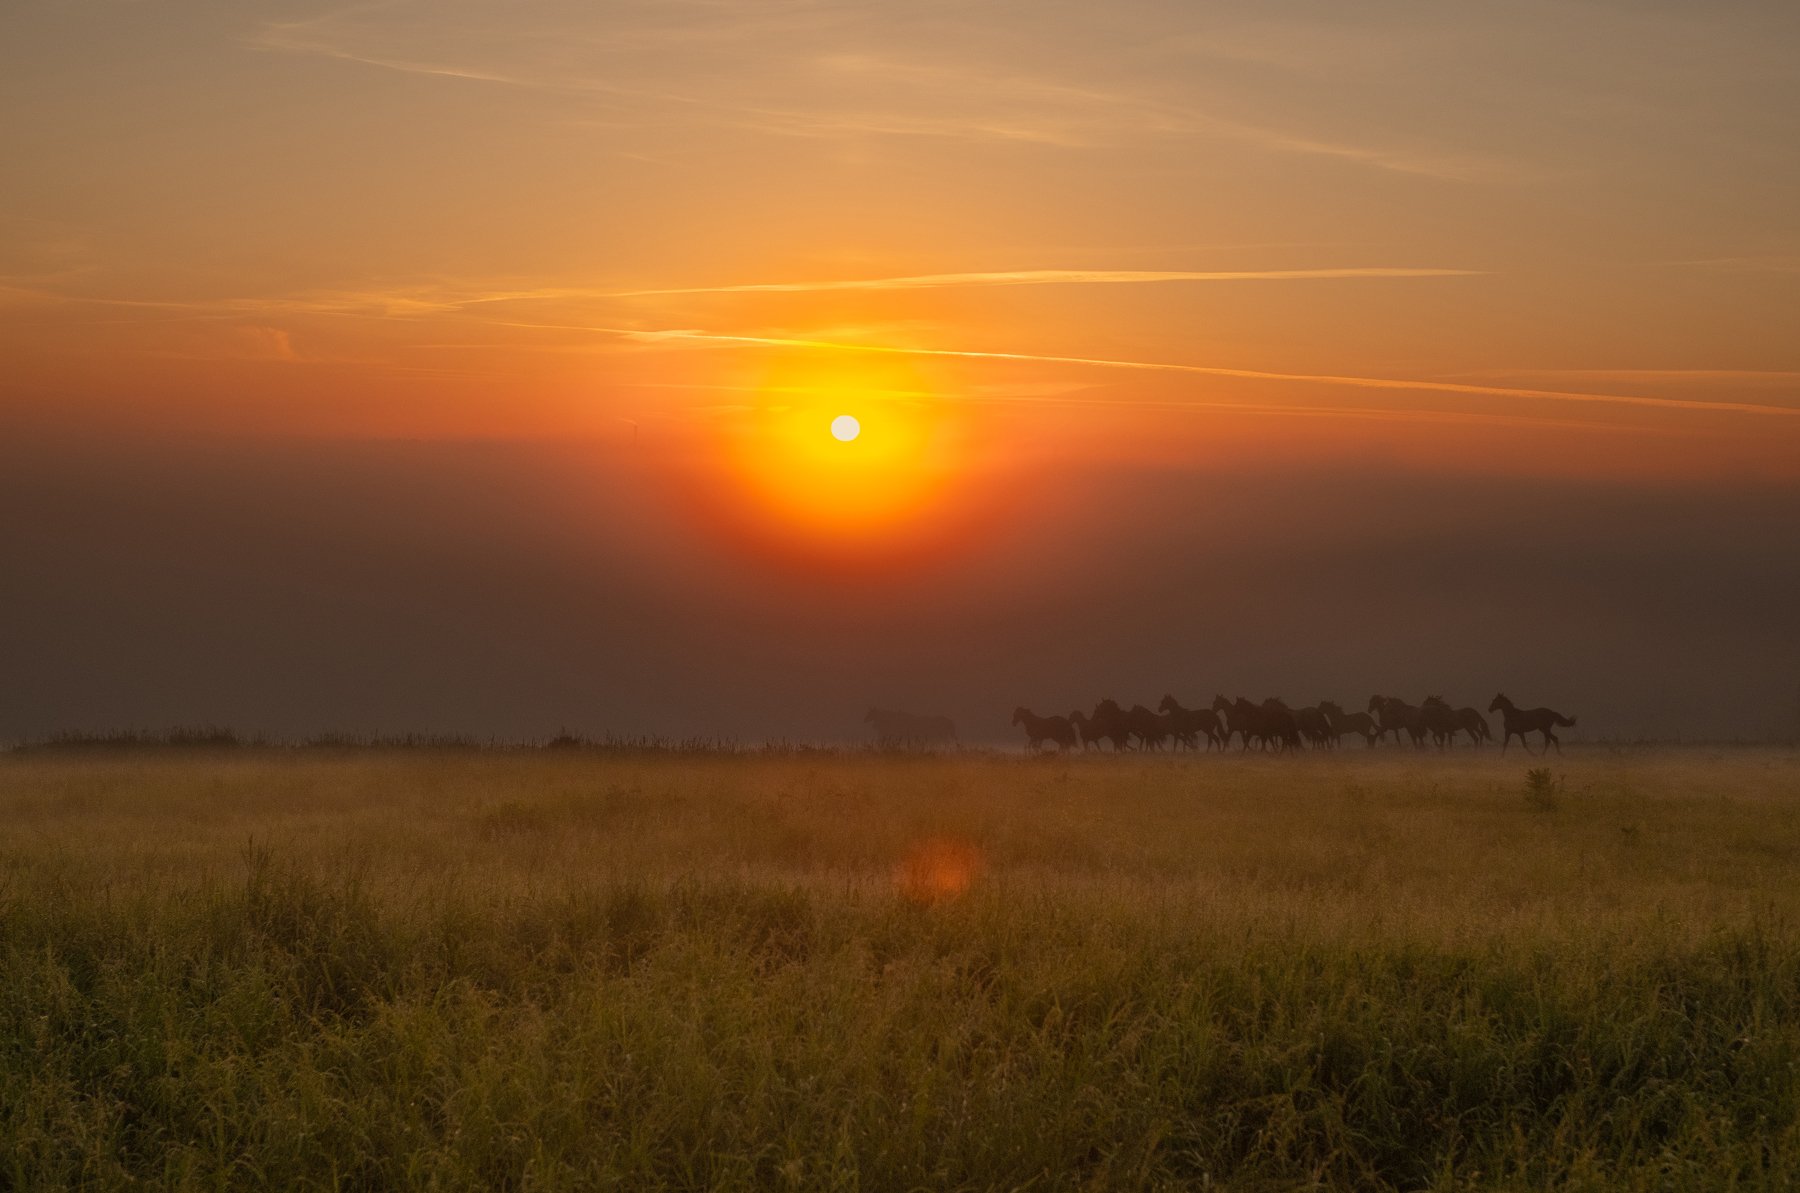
1212, 695, 1301, 752
1072, 699, 1134, 752
1295, 704, 1333, 749
1211, 695, 1264, 750
1421, 696, 1492, 747
1126, 704, 1171, 750
1318, 700, 1379, 747
1419, 696, 1461, 749
1489, 694, 1576, 754
1012, 707, 1076, 752
1159, 695, 1223, 751
1259, 699, 1304, 752
1368, 695, 1427, 747
1456, 705, 1493, 746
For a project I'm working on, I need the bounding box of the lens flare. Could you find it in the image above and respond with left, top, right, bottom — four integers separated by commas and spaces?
895, 837, 985, 903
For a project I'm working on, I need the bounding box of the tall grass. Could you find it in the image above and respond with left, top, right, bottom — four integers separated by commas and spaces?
3, 748, 1799, 1189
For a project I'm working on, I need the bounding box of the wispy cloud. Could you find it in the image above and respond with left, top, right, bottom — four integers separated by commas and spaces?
601, 375, 1682, 437
609, 267, 1479, 298
1659, 254, 1800, 275
567, 325, 1800, 420
246, 5, 1515, 179
1459, 368, 1800, 385
2, 264, 1474, 324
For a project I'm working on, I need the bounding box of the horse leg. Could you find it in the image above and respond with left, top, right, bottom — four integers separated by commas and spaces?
1545, 728, 1561, 754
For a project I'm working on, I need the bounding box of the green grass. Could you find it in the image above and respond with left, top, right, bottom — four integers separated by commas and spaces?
3, 747, 1800, 1190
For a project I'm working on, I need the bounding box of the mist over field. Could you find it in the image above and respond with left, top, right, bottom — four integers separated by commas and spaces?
4, 429, 1795, 744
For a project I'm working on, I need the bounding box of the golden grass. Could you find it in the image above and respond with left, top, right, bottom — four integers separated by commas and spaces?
3, 746, 1798, 1189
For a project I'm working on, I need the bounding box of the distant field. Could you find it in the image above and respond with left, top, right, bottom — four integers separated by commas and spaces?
4, 746, 1799, 1190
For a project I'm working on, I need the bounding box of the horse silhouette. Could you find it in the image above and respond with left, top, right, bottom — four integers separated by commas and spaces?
1369, 695, 1427, 747
1211, 695, 1261, 750
1011, 707, 1076, 752
1212, 695, 1299, 751
1295, 704, 1333, 749
1259, 698, 1304, 752
1419, 696, 1462, 749
864, 707, 958, 751
1125, 703, 1172, 750
1159, 694, 1223, 751
1067, 709, 1106, 751
1318, 700, 1379, 747
1080, 699, 1134, 751
1489, 694, 1576, 754
1456, 706, 1493, 745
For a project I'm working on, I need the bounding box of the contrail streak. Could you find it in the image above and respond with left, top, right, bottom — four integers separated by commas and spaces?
608, 267, 1479, 298
559, 324, 1800, 419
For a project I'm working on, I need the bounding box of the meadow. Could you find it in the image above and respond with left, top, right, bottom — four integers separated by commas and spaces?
3, 744, 1799, 1190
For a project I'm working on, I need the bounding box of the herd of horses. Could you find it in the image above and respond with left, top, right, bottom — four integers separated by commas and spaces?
1011, 694, 1579, 755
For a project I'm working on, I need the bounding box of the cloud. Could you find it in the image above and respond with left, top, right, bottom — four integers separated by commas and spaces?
234, 326, 298, 362
1458, 368, 1800, 385
246, 4, 1516, 179
608, 267, 1480, 298
571, 325, 1800, 420
1661, 255, 1800, 275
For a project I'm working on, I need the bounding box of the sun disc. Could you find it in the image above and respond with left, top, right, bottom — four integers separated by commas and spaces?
830, 414, 861, 442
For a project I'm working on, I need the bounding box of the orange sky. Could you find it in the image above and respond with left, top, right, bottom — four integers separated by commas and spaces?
4, 2, 1797, 475
1, 2, 1798, 739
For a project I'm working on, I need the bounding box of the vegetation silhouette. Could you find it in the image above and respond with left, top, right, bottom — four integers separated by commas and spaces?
1490, 693, 1578, 754
864, 707, 959, 752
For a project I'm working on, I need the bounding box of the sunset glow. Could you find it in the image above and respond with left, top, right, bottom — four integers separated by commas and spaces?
8, 7, 1800, 1183
1, 1, 1797, 742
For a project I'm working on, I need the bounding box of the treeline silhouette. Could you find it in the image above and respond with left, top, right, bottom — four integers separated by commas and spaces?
7, 728, 825, 757
1016, 693, 1578, 755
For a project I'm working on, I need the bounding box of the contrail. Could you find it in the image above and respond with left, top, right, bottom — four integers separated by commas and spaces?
608, 267, 1479, 298
562, 324, 1800, 419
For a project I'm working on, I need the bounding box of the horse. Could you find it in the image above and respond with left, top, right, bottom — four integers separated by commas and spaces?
1318, 700, 1379, 747
1011, 707, 1076, 752
1489, 694, 1576, 754
1159, 695, 1223, 751
1259, 698, 1304, 752
1368, 695, 1427, 747
1125, 704, 1172, 750
1419, 696, 1462, 749
1456, 706, 1493, 746
864, 707, 958, 751
1067, 709, 1106, 751
1072, 701, 1130, 755
1295, 704, 1333, 749
1212, 695, 1297, 752
1211, 695, 1262, 750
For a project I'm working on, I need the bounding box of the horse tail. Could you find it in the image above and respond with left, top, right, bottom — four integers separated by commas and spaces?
1556, 713, 1577, 727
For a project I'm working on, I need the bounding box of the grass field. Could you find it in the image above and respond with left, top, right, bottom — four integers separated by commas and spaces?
4, 745, 1800, 1190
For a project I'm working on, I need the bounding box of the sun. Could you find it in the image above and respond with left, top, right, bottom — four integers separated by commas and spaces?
692, 351, 979, 560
